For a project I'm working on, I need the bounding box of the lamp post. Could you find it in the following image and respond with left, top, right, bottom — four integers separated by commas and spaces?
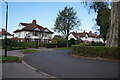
3, 0, 8, 57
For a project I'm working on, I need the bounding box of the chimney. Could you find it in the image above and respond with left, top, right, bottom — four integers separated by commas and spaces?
32, 20, 37, 25
89, 31, 92, 33
2, 29, 6, 32
83, 30, 86, 33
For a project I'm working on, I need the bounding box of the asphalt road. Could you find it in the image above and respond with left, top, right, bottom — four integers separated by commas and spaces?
23, 49, 118, 78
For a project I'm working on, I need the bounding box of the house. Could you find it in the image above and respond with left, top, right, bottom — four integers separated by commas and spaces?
0, 29, 13, 39
68, 31, 104, 43
13, 20, 53, 46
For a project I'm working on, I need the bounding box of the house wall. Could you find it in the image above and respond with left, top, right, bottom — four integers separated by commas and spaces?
68, 34, 77, 40
0, 35, 13, 39
14, 31, 52, 43
68, 33, 104, 43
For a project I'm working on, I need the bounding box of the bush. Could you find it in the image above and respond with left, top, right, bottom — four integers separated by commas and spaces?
45, 43, 57, 48
2, 39, 38, 50
91, 42, 105, 46
72, 42, 105, 47
71, 46, 119, 60
7, 47, 26, 51
2, 39, 38, 48
43, 43, 67, 48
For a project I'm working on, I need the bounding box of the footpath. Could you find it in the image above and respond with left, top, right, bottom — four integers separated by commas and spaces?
1, 48, 54, 78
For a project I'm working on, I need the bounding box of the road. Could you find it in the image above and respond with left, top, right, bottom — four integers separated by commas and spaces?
23, 49, 118, 78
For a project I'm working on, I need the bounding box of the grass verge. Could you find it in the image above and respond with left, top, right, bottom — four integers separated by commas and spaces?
0, 55, 21, 63
20, 49, 38, 53
54, 47, 71, 50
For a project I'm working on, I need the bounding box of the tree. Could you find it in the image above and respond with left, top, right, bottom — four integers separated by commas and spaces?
96, 8, 110, 42
106, 2, 120, 47
85, 1, 119, 47
85, 2, 110, 42
54, 6, 80, 47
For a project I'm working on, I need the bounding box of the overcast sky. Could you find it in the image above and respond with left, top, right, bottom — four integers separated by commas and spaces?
1, 2, 97, 35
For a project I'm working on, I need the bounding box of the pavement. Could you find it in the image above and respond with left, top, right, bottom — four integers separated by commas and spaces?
1, 48, 55, 78
2, 63, 48, 78
23, 49, 119, 78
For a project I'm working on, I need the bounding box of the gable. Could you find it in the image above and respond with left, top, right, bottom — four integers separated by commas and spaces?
68, 34, 78, 40
34, 27, 41, 31
44, 28, 50, 32
85, 34, 88, 38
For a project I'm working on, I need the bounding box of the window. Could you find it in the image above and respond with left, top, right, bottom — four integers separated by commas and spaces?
44, 39, 48, 43
33, 32, 38, 36
43, 33, 47, 37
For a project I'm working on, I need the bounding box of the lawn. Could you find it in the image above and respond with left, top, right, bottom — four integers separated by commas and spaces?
0, 55, 21, 62
54, 47, 71, 50
20, 49, 38, 53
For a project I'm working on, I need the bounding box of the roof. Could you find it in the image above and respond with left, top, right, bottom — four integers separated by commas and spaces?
10, 37, 18, 40
14, 20, 53, 34
0, 29, 13, 36
70, 31, 101, 38
71, 32, 87, 38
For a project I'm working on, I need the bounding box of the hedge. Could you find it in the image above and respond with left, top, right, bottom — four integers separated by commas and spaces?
42, 43, 67, 48
71, 46, 119, 60
2, 39, 38, 50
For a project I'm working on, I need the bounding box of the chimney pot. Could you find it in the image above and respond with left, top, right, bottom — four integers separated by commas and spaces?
32, 20, 37, 25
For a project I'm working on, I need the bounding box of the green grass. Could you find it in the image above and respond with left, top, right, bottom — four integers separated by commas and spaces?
0, 55, 21, 62
54, 47, 71, 50
20, 49, 38, 53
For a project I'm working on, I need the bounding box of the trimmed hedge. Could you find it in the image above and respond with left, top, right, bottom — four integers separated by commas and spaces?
72, 43, 105, 47
2, 39, 38, 50
7, 47, 26, 51
12, 42, 38, 48
2, 39, 37, 48
71, 46, 119, 60
43, 43, 67, 48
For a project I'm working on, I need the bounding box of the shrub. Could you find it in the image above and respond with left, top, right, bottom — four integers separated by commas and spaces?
45, 43, 57, 48
91, 42, 105, 46
69, 38, 75, 46
71, 46, 119, 60
2, 39, 38, 48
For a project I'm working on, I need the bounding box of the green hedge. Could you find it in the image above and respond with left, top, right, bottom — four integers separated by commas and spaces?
43, 43, 67, 48
12, 42, 38, 48
71, 46, 119, 60
2, 39, 38, 50
72, 43, 105, 47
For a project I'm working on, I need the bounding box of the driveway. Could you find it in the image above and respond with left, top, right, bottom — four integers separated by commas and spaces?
23, 49, 118, 78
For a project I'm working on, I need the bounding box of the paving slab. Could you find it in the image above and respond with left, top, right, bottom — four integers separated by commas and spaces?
2, 63, 48, 78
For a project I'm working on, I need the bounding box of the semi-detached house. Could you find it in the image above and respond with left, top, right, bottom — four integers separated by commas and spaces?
13, 20, 53, 47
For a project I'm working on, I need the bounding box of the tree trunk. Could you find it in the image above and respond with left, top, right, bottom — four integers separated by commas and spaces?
106, 2, 120, 47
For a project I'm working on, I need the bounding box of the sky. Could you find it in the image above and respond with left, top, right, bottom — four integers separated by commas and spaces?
1, 2, 97, 36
